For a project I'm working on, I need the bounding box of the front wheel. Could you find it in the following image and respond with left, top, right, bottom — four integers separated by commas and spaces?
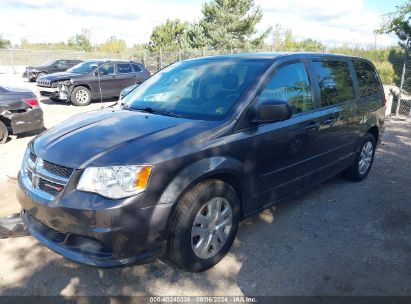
71, 86, 91, 106
168, 180, 240, 272
345, 133, 376, 181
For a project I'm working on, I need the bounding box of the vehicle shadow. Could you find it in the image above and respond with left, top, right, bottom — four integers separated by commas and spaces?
15, 127, 47, 138
39, 97, 119, 106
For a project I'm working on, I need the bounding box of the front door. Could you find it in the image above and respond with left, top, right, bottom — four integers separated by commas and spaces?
234, 61, 329, 213
93, 63, 118, 97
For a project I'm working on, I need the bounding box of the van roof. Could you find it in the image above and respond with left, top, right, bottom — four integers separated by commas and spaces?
191, 52, 369, 62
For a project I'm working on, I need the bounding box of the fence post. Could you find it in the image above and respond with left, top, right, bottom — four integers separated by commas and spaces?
396, 45, 409, 116
9, 47, 16, 74
159, 48, 163, 69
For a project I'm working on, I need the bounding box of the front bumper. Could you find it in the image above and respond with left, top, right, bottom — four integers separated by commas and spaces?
38, 85, 71, 101
17, 170, 173, 267
23, 70, 36, 80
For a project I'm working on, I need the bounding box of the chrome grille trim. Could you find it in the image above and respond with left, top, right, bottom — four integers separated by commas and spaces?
23, 152, 74, 200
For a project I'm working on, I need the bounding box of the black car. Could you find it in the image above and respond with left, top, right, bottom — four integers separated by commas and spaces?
37, 60, 151, 106
23, 59, 83, 82
17, 53, 385, 271
0, 85, 44, 144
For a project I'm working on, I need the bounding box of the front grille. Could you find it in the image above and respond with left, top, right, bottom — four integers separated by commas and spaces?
36, 79, 52, 87
43, 160, 73, 178
38, 178, 64, 197
26, 152, 74, 198
29, 215, 67, 243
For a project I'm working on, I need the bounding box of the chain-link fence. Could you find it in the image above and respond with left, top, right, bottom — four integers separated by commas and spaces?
1, 46, 410, 118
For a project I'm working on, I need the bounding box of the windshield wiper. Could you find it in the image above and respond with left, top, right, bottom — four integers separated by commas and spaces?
130, 107, 184, 118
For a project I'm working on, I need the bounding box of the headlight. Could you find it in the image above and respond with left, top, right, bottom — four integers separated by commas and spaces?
77, 165, 152, 199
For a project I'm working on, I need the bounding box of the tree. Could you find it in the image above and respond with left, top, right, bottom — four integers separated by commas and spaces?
283, 29, 297, 51
188, 23, 209, 49
0, 35, 10, 48
297, 39, 325, 52
199, 0, 271, 51
99, 36, 127, 54
68, 29, 92, 51
378, 1, 411, 114
149, 19, 189, 51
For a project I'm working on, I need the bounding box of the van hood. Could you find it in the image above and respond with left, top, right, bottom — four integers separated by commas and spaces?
32, 108, 213, 168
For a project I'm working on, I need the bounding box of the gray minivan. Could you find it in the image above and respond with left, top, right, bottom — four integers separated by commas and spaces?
17, 53, 385, 272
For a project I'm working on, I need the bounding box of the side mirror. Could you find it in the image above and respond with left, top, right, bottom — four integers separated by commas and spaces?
253, 100, 292, 124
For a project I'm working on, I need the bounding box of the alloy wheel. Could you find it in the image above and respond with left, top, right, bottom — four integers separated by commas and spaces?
75, 90, 89, 104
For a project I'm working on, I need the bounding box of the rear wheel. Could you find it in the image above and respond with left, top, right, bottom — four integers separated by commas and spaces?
71, 86, 91, 106
0, 120, 9, 144
345, 133, 376, 181
168, 179, 240, 272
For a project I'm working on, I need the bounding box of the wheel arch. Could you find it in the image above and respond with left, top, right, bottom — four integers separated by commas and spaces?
157, 157, 250, 238
367, 125, 379, 143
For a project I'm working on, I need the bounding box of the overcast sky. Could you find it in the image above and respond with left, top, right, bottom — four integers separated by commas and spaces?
0, 0, 404, 48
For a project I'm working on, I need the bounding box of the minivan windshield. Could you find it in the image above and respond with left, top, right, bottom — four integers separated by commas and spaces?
123, 59, 269, 120
67, 61, 102, 74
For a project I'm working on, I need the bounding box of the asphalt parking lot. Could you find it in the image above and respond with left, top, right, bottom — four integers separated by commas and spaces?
0, 72, 410, 296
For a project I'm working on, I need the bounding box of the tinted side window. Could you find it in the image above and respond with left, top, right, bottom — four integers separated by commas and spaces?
353, 60, 381, 97
98, 63, 115, 75
56, 60, 67, 68
258, 62, 313, 114
118, 64, 133, 74
311, 61, 354, 106
132, 64, 142, 72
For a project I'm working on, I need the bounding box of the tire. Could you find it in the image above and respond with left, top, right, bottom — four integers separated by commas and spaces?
345, 133, 376, 181
168, 179, 240, 272
0, 120, 9, 144
71, 86, 91, 106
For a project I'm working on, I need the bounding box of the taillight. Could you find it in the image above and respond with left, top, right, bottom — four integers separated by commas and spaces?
21, 98, 40, 108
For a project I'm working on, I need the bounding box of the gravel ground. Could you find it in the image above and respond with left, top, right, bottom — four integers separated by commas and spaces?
0, 73, 410, 296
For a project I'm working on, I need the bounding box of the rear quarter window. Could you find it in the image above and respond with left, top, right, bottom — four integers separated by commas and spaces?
132, 64, 142, 72
311, 60, 354, 106
353, 60, 382, 97
118, 64, 133, 74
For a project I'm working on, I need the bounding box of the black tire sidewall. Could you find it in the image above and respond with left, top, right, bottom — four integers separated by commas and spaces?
71, 86, 91, 106
0, 120, 9, 144
171, 181, 240, 272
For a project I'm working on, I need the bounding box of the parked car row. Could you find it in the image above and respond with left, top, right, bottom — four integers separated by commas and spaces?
0, 59, 151, 144
35, 60, 150, 106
